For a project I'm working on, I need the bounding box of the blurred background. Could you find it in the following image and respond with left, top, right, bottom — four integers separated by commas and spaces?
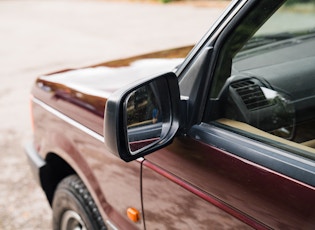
0, 0, 227, 229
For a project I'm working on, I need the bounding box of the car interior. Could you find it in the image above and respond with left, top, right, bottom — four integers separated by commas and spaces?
206, 1, 315, 159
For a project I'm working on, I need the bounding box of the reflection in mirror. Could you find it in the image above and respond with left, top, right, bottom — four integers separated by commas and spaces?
125, 82, 165, 154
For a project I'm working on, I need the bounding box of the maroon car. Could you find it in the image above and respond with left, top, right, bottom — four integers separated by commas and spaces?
25, 0, 315, 229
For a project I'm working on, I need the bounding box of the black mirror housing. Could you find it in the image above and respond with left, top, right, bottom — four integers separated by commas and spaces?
104, 72, 180, 162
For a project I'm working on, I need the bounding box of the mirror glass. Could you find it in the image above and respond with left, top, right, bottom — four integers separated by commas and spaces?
125, 81, 167, 154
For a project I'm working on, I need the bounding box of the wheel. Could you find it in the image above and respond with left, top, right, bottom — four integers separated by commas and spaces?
52, 174, 107, 230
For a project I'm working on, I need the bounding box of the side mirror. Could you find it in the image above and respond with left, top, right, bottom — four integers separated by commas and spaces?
104, 72, 180, 162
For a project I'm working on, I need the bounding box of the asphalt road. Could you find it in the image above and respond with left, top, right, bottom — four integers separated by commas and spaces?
0, 1, 225, 229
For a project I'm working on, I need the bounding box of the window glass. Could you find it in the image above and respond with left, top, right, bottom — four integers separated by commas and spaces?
206, 0, 315, 159
126, 83, 164, 152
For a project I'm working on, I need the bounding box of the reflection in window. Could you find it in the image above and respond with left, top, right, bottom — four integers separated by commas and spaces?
126, 83, 164, 153
206, 0, 315, 159
127, 85, 162, 128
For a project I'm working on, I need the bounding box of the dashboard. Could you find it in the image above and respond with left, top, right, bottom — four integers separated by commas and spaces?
221, 35, 315, 143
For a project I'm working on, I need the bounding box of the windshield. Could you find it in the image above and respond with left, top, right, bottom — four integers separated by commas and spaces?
237, 2, 315, 54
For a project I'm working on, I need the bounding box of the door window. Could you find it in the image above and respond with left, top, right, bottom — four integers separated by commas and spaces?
205, 0, 315, 160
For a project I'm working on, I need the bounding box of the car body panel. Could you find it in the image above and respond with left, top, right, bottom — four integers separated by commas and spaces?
142, 160, 253, 229
32, 46, 189, 135
144, 136, 315, 229
30, 46, 191, 229
31, 99, 142, 229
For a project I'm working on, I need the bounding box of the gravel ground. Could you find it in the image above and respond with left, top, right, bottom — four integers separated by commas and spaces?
0, 1, 225, 229
0, 131, 52, 229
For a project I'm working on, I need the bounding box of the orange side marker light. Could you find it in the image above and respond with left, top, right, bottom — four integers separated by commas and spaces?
127, 207, 140, 222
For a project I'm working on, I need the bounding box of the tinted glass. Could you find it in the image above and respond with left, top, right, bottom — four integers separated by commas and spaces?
206, 0, 315, 159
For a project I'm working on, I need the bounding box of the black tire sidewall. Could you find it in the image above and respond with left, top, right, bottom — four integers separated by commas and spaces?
52, 175, 106, 230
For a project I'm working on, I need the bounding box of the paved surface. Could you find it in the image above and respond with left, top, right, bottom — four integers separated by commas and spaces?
0, 1, 225, 229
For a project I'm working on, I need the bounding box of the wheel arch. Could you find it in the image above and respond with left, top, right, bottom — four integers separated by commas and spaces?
40, 152, 76, 205
37, 142, 114, 228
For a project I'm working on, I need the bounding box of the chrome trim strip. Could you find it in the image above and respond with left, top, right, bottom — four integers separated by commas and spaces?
32, 97, 104, 143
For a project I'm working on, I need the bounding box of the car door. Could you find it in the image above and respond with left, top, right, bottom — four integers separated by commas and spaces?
142, 0, 315, 229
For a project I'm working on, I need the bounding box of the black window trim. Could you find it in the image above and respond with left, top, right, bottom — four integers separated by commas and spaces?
175, 0, 249, 131
188, 123, 315, 187
176, 0, 247, 79
189, 0, 315, 186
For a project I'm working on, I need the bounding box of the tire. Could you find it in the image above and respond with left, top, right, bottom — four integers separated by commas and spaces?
52, 174, 107, 230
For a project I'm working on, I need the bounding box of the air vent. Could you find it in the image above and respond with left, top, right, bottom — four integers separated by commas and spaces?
231, 80, 270, 110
